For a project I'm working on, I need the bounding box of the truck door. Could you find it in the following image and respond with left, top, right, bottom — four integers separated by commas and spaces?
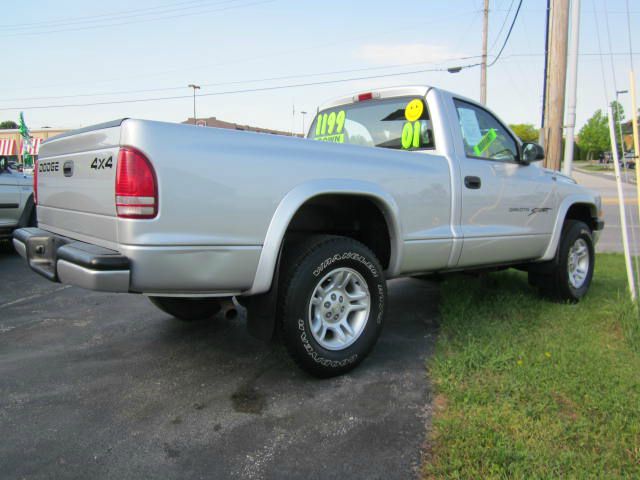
452, 98, 556, 267
0, 166, 21, 230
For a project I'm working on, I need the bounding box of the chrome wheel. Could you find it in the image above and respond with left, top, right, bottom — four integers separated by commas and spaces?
308, 267, 371, 351
567, 238, 590, 289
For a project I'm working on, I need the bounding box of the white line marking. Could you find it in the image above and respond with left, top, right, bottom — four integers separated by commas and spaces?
0, 285, 71, 309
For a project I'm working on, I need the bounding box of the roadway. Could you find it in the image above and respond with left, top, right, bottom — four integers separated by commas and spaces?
573, 170, 640, 256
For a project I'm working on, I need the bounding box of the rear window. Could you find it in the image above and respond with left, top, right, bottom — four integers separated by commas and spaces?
308, 97, 435, 151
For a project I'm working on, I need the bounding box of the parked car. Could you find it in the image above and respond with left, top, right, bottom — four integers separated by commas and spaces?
7, 161, 23, 172
13, 86, 604, 377
0, 157, 35, 240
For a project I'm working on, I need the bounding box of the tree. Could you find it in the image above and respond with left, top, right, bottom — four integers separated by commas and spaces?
577, 109, 610, 160
509, 123, 539, 143
0, 120, 18, 129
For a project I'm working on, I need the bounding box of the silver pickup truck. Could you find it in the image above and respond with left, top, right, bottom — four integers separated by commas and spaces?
13, 86, 603, 377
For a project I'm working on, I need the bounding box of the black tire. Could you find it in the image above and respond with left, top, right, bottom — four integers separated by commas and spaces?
27, 204, 37, 227
536, 220, 595, 302
149, 297, 221, 322
279, 235, 387, 378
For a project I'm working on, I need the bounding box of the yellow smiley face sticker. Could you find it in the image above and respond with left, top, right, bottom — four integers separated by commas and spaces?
405, 99, 424, 122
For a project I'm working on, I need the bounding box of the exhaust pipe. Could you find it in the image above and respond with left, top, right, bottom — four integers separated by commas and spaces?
219, 298, 238, 320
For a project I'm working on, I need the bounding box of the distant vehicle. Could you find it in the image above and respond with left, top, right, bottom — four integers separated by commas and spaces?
0, 157, 35, 240
13, 86, 604, 377
623, 151, 636, 169
7, 161, 23, 172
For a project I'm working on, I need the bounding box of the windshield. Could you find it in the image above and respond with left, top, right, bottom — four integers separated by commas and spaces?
308, 97, 435, 151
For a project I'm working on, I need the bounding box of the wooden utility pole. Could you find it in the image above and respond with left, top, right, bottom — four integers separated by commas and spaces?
542, 0, 570, 170
562, 0, 581, 175
480, 0, 489, 105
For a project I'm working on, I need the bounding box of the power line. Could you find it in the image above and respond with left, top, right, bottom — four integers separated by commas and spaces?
626, 0, 635, 70
446, 0, 524, 73
0, 0, 271, 37
3, 51, 636, 105
0, 55, 484, 103
603, 0, 619, 91
487, 0, 524, 67
489, 0, 516, 53
0, 0, 223, 30
1, 8, 482, 92
593, 0, 610, 108
0, 65, 457, 112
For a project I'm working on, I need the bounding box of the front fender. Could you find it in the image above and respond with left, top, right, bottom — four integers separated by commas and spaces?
539, 194, 599, 261
244, 179, 403, 295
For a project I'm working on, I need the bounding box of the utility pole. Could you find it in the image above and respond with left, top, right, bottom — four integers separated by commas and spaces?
608, 105, 636, 300
540, 0, 551, 139
541, 0, 570, 171
300, 111, 308, 136
616, 90, 629, 156
562, 0, 581, 176
188, 84, 200, 125
480, 0, 489, 105
292, 102, 295, 136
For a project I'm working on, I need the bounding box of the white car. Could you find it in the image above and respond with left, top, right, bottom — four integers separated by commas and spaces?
0, 157, 35, 240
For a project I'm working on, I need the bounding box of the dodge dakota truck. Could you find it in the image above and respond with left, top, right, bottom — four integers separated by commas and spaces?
13, 86, 603, 377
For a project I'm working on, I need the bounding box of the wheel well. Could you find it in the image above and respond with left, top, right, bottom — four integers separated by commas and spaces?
283, 194, 392, 269
565, 203, 597, 231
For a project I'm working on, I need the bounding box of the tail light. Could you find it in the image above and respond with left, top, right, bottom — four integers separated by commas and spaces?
33, 159, 38, 205
115, 147, 158, 219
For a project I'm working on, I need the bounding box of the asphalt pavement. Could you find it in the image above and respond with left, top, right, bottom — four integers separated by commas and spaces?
0, 245, 438, 480
573, 170, 640, 255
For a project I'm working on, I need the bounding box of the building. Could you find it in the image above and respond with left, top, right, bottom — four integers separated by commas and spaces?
1, 116, 299, 168
0, 127, 69, 166
621, 116, 639, 154
182, 117, 300, 136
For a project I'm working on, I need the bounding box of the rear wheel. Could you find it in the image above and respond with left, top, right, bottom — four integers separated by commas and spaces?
279, 235, 387, 377
149, 297, 221, 322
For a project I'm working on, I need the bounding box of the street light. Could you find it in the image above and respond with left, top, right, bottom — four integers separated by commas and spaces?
188, 84, 201, 125
300, 111, 308, 136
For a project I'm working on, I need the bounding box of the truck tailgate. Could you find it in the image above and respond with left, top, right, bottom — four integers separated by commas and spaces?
36, 119, 124, 247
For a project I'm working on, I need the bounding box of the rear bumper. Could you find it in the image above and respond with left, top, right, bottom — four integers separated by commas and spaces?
12, 228, 130, 292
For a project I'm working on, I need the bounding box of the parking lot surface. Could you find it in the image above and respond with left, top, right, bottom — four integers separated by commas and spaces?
0, 246, 437, 480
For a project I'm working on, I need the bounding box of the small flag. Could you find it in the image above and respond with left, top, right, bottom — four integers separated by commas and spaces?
18, 112, 33, 168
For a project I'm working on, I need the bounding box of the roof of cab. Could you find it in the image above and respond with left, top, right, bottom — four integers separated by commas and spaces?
318, 85, 434, 111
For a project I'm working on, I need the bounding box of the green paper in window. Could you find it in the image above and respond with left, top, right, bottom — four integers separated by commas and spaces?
473, 128, 497, 156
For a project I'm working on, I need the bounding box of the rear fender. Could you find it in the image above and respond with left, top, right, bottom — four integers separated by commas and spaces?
244, 179, 402, 296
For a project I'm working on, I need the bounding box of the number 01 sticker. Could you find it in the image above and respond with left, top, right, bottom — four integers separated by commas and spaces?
401, 121, 421, 149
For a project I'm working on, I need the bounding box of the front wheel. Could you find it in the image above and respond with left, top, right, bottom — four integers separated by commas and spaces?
534, 220, 595, 302
279, 235, 387, 378
149, 297, 221, 322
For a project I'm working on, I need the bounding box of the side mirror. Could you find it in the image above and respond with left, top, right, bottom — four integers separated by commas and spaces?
521, 142, 544, 165
0, 157, 7, 172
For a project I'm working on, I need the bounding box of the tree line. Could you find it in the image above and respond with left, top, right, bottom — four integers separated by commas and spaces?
508, 101, 635, 161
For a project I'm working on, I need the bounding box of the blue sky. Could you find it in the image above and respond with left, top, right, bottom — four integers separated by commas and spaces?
1, 0, 638, 134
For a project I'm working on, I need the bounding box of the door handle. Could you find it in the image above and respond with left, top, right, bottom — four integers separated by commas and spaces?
464, 176, 482, 189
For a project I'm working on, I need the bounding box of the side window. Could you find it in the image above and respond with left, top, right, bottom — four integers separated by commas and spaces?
453, 99, 518, 162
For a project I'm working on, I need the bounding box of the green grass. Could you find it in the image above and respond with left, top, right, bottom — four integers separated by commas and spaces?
423, 254, 640, 479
